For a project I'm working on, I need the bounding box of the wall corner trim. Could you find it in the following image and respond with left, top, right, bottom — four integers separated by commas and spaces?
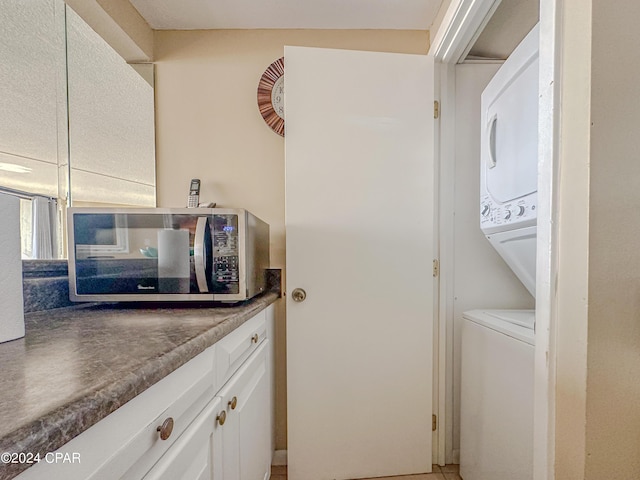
428, 0, 501, 63
65, 0, 154, 63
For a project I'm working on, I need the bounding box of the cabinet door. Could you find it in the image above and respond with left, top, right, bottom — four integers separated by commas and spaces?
214, 341, 270, 480
237, 345, 270, 480
142, 397, 221, 480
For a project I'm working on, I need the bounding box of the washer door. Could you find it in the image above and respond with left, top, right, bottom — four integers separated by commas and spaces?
486, 226, 536, 297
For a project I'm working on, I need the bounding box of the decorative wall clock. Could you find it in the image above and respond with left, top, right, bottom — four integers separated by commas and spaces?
257, 57, 285, 137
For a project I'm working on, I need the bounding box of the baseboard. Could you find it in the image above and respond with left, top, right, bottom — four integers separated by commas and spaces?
453, 449, 460, 465
272, 450, 288, 466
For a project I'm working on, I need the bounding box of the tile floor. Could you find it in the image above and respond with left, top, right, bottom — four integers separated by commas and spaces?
270, 464, 462, 480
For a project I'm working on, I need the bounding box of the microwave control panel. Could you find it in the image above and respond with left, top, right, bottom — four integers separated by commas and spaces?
212, 214, 239, 293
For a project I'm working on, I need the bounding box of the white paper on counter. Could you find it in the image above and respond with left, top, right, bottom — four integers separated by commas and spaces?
0, 193, 25, 343
157, 229, 190, 293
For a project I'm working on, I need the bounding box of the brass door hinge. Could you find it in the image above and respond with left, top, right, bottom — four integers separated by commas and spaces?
432, 414, 437, 432
433, 259, 439, 277
434, 101, 440, 119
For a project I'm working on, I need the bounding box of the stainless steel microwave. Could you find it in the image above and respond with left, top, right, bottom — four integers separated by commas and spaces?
67, 208, 270, 302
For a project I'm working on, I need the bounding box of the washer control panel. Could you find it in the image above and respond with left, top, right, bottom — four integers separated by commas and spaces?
480, 192, 537, 233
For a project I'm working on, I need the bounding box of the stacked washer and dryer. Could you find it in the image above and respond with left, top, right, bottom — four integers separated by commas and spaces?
460, 25, 539, 480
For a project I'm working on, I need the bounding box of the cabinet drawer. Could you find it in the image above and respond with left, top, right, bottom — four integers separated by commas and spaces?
99, 347, 216, 480
215, 309, 267, 390
116, 354, 216, 480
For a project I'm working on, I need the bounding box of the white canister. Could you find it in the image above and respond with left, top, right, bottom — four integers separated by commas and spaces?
0, 193, 25, 343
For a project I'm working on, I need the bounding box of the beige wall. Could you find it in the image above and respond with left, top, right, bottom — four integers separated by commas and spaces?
553, 0, 640, 478
586, 0, 640, 476
153, 29, 429, 449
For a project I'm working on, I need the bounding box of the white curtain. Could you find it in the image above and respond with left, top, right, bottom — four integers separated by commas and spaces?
31, 196, 58, 259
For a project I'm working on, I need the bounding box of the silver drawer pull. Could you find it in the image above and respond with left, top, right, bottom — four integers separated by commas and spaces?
251, 334, 259, 344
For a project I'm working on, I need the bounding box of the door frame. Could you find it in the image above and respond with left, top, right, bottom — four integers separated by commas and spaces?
429, 0, 559, 477
429, 0, 505, 466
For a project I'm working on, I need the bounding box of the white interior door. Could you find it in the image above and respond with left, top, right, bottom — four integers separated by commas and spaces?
285, 46, 435, 480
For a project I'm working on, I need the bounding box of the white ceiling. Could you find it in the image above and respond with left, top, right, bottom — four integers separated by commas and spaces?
128, 0, 443, 30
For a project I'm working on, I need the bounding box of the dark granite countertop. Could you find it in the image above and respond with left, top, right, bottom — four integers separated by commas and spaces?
0, 291, 279, 480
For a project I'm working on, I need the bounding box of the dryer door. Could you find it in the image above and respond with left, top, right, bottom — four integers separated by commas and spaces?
481, 25, 539, 205
486, 226, 536, 297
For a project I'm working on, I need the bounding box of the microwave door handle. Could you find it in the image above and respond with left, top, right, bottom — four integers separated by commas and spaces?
194, 216, 209, 293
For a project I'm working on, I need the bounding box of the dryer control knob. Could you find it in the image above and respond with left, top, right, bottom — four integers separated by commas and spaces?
517, 206, 526, 216
481, 204, 490, 216
504, 210, 512, 220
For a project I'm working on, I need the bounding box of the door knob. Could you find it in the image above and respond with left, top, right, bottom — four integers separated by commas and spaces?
291, 288, 307, 302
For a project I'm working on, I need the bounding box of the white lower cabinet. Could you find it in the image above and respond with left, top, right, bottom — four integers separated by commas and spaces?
142, 397, 221, 480
15, 305, 275, 480
214, 341, 270, 480
143, 338, 271, 480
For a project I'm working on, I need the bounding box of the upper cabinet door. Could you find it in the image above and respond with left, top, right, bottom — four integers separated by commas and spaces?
285, 46, 436, 480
